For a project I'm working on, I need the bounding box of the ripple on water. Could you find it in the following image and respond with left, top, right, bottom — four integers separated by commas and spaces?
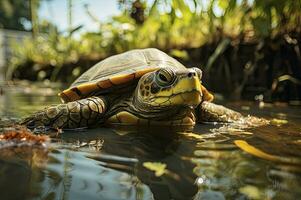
1, 86, 301, 200
42, 149, 154, 200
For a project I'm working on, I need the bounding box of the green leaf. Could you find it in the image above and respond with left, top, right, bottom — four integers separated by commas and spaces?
143, 162, 167, 177
218, 0, 228, 10
206, 38, 231, 72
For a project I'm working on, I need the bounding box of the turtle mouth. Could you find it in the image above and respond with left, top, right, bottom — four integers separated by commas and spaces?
158, 89, 201, 97
177, 90, 202, 108
150, 89, 202, 108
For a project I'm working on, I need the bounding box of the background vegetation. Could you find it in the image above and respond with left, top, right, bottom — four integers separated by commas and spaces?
2, 0, 301, 102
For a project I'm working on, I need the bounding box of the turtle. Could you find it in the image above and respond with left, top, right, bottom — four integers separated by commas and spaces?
22, 48, 242, 129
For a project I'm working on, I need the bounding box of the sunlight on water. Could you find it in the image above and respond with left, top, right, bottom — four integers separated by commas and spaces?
0, 84, 301, 199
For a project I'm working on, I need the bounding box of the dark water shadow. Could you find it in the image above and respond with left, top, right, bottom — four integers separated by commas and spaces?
57, 126, 201, 200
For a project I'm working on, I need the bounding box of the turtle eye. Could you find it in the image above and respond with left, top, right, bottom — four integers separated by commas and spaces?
156, 69, 174, 86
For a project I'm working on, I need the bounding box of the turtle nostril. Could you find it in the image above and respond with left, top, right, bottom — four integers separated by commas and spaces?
188, 72, 196, 78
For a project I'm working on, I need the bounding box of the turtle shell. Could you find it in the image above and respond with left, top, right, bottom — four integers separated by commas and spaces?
59, 48, 187, 103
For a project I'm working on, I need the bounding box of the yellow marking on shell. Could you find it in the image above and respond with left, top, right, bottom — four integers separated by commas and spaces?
134, 67, 159, 78
59, 80, 111, 102
97, 79, 112, 89
77, 83, 99, 96
110, 73, 135, 85
59, 68, 158, 102
201, 85, 214, 102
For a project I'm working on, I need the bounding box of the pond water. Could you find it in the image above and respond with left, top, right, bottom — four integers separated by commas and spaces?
0, 83, 301, 200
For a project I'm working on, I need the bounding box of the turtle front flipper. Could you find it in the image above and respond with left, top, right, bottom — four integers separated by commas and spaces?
196, 101, 242, 123
21, 96, 106, 129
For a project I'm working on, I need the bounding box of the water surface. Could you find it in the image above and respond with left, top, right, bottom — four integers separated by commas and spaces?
0, 83, 301, 200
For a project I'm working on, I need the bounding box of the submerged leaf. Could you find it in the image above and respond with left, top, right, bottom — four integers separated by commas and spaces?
270, 118, 288, 126
143, 162, 167, 177
239, 185, 261, 200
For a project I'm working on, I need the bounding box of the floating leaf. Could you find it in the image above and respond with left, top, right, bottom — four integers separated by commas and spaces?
143, 162, 167, 177
234, 140, 278, 161
270, 118, 288, 126
234, 140, 301, 165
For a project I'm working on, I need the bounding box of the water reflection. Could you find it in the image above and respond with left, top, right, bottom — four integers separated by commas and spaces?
0, 85, 301, 200
192, 123, 301, 200
59, 128, 199, 199
44, 149, 154, 200
0, 145, 49, 199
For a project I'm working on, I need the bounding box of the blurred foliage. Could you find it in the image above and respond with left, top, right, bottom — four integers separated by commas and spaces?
6, 0, 301, 101
10, 0, 301, 56
0, 0, 35, 31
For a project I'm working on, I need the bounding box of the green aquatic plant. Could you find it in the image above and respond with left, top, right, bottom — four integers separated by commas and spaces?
6, 0, 301, 102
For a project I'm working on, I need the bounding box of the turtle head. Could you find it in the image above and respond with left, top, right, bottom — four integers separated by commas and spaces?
134, 67, 213, 110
